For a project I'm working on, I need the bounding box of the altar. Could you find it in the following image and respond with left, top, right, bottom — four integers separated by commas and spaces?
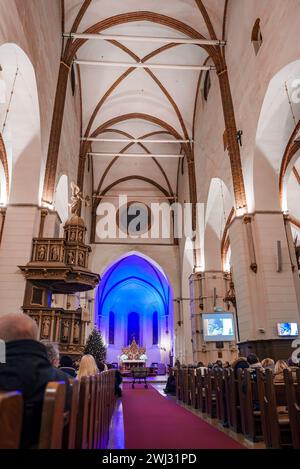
119, 339, 147, 370
121, 359, 146, 370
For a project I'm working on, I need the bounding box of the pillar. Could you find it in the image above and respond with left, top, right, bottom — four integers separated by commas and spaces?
0, 205, 40, 314
189, 271, 237, 364
229, 212, 300, 360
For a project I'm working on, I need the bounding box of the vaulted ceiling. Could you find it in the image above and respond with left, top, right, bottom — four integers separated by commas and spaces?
63, 1, 227, 207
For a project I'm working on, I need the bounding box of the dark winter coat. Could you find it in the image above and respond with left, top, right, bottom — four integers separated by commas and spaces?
0, 339, 70, 448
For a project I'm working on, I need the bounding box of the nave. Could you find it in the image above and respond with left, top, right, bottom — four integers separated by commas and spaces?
111, 383, 243, 449
1, 0, 300, 459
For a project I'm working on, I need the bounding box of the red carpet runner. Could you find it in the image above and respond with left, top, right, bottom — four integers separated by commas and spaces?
122, 384, 244, 449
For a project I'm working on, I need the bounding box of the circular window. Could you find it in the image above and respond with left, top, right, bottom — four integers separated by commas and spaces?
117, 201, 151, 236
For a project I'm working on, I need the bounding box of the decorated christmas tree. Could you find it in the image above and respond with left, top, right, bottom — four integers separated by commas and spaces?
84, 327, 107, 368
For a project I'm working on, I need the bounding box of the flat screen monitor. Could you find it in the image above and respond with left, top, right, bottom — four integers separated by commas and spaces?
202, 313, 235, 342
277, 322, 298, 337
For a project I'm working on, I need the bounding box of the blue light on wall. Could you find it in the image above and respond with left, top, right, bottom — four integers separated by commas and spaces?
109, 311, 115, 344
127, 311, 140, 344
152, 311, 158, 345
97, 253, 172, 329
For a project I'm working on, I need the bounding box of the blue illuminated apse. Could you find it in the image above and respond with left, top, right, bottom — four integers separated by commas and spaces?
96, 252, 173, 365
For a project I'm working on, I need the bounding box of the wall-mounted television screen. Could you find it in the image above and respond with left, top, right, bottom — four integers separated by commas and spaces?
202, 313, 235, 342
277, 322, 298, 337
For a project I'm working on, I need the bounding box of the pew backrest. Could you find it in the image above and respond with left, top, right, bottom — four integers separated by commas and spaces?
284, 368, 300, 449
0, 391, 23, 449
39, 381, 66, 449
76, 376, 90, 449
63, 379, 79, 449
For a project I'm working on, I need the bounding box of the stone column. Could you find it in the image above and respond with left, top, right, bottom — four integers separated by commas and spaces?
229, 212, 300, 360
173, 299, 185, 364
189, 271, 237, 364
43, 210, 62, 238
0, 205, 40, 314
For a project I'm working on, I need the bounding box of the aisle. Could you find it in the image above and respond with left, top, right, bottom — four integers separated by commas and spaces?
122, 384, 245, 449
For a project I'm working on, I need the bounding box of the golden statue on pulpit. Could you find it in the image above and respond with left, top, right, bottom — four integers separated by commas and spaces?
120, 339, 147, 369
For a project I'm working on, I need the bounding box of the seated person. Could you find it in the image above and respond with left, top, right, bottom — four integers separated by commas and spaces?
77, 354, 99, 379
164, 373, 176, 395
247, 353, 263, 381
261, 358, 275, 372
273, 359, 293, 383
59, 355, 77, 377
97, 360, 108, 372
0, 313, 70, 448
212, 359, 223, 371
41, 340, 60, 368
231, 357, 249, 378
106, 364, 123, 397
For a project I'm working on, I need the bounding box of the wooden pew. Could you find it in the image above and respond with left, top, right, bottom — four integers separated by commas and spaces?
224, 368, 241, 433
257, 369, 291, 448
188, 368, 197, 408
204, 369, 216, 418
108, 370, 116, 421
257, 370, 272, 447
97, 372, 105, 449
39, 381, 66, 449
175, 368, 183, 401
88, 376, 96, 449
93, 374, 101, 449
196, 368, 206, 412
182, 368, 189, 404
284, 368, 300, 449
0, 391, 23, 449
63, 379, 79, 449
238, 369, 263, 441
214, 370, 226, 425
75, 376, 90, 449
101, 372, 109, 449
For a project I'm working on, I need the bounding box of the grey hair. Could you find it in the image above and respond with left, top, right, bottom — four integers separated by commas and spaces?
41, 340, 60, 365
0, 313, 38, 342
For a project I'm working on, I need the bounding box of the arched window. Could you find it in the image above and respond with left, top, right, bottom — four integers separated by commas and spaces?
203, 70, 211, 101
109, 311, 115, 344
128, 312, 140, 344
152, 311, 158, 345
251, 19, 263, 55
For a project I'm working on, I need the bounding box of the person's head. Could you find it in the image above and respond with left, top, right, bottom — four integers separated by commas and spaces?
197, 361, 205, 368
215, 360, 223, 368
41, 340, 60, 367
224, 361, 230, 368
261, 358, 275, 369
77, 354, 98, 379
274, 359, 289, 374
0, 313, 38, 342
247, 353, 260, 365
60, 355, 74, 368
232, 357, 249, 370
